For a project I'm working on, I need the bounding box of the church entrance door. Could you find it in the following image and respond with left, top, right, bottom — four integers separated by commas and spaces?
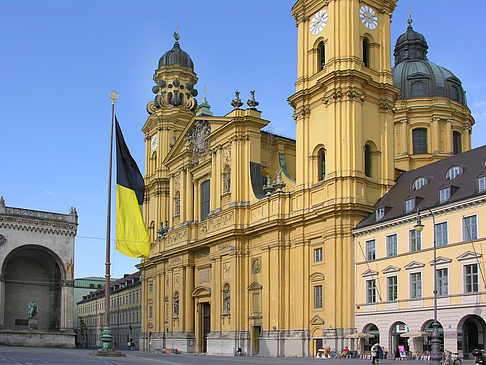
200, 303, 210, 353
251, 326, 261, 355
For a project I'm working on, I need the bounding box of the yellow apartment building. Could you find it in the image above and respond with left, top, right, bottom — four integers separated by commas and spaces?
78, 272, 142, 349
353, 146, 486, 359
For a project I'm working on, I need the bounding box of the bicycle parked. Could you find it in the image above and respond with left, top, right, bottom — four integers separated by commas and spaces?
442, 350, 462, 365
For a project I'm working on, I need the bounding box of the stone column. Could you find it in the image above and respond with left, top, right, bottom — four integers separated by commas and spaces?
446, 119, 453, 153
60, 282, 74, 331
431, 117, 440, 153
184, 265, 194, 332
0, 274, 4, 328
400, 119, 409, 155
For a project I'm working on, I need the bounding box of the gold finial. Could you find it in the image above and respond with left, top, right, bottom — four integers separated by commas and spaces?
109, 91, 119, 105
407, 9, 413, 26
202, 85, 207, 99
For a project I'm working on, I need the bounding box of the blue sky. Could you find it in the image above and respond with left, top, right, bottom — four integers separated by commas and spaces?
1, 0, 485, 279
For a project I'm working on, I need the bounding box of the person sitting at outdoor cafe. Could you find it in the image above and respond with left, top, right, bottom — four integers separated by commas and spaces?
341, 347, 350, 357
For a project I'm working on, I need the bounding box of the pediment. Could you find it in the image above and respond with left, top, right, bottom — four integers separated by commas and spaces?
191, 285, 211, 297
382, 265, 401, 274
404, 261, 425, 270
309, 272, 325, 282
361, 269, 378, 277
429, 256, 452, 266
163, 115, 230, 167
457, 251, 482, 261
310, 315, 325, 325
248, 282, 262, 291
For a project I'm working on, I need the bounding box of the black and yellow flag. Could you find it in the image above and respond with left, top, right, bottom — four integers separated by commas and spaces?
115, 117, 150, 258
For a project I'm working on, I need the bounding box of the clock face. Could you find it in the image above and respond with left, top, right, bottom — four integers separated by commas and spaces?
310, 9, 328, 35
151, 134, 158, 151
360, 5, 378, 30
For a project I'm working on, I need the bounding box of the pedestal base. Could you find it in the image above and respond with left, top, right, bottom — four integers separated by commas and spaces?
91, 348, 126, 357
28, 318, 38, 330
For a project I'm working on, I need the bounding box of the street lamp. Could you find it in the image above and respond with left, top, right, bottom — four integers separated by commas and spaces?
414, 208, 441, 364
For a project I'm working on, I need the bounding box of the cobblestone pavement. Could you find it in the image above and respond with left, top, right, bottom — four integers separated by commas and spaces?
0, 347, 478, 365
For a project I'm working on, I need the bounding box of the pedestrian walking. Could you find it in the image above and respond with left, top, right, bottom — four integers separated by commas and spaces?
371, 343, 382, 364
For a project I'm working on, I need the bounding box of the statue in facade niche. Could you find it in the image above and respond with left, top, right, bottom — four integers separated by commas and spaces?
175, 196, 180, 215
224, 170, 231, 192
173, 296, 179, 316
28, 299, 38, 319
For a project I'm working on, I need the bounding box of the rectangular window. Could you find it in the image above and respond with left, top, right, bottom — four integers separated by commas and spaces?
314, 247, 323, 263
405, 198, 415, 213
366, 240, 376, 261
387, 276, 398, 302
314, 285, 323, 309
149, 305, 152, 319
149, 283, 153, 293
463, 215, 478, 241
200, 180, 210, 221
366, 279, 377, 304
386, 234, 398, 257
465, 264, 479, 293
479, 177, 486, 194
410, 272, 422, 299
437, 268, 448, 296
412, 128, 428, 154
409, 230, 422, 252
440, 187, 451, 203
435, 222, 448, 247
375, 208, 385, 221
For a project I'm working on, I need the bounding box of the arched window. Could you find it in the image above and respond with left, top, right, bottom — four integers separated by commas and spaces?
318, 41, 325, 70
363, 37, 370, 67
364, 145, 372, 177
318, 149, 326, 181
223, 284, 230, 312
173, 292, 179, 317
149, 221, 155, 242
446, 166, 463, 180
174, 192, 180, 215
453, 131, 462, 155
412, 177, 428, 191
200, 180, 210, 221
412, 128, 428, 154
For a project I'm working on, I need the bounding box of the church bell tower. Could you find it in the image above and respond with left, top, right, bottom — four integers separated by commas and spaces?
288, 0, 399, 343
143, 32, 199, 242
290, 0, 399, 205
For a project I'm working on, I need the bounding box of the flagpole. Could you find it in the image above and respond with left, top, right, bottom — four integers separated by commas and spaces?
102, 91, 118, 350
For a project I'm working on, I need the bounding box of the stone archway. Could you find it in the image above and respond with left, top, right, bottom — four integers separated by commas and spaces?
2, 245, 64, 331
363, 323, 380, 352
458, 314, 486, 358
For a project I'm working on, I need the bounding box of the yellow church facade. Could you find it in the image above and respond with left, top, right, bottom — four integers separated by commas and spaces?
137, 0, 474, 356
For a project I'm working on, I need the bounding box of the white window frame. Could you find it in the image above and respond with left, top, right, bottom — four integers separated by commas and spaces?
405, 198, 415, 213
386, 275, 398, 302
376, 207, 385, 220
439, 187, 451, 203
435, 221, 449, 247
409, 229, 422, 252
436, 267, 449, 297
366, 278, 377, 304
366, 239, 376, 261
386, 233, 398, 257
462, 214, 478, 242
409, 271, 422, 299
314, 247, 323, 263
479, 176, 486, 194
464, 263, 479, 294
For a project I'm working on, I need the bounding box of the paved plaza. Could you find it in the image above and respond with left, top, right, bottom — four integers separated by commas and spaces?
0, 347, 477, 365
